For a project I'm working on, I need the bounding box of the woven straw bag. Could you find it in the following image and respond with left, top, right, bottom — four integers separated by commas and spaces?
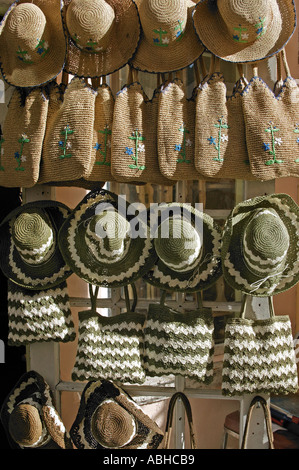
111, 68, 174, 185
72, 284, 146, 384
242, 49, 299, 181
222, 295, 298, 397
143, 291, 215, 383
39, 76, 96, 185
0, 85, 51, 187
241, 396, 274, 449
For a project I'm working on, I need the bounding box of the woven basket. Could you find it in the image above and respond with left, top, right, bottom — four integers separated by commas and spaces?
111, 68, 175, 185
242, 49, 299, 181
0, 85, 50, 187
39, 77, 96, 184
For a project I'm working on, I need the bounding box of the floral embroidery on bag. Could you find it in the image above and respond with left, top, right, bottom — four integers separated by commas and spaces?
125, 129, 146, 170
207, 117, 229, 162
263, 122, 284, 165
174, 124, 191, 163
15, 134, 30, 171
58, 125, 74, 159
94, 126, 111, 166
153, 28, 169, 46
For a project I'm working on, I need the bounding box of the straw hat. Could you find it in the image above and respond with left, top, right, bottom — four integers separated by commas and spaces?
62, 0, 141, 78
143, 202, 222, 292
192, 0, 296, 63
130, 0, 204, 73
221, 193, 299, 296
58, 188, 157, 287
0, 0, 67, 87
70, 379, 164, 449
0, 200, 73, 290
0, 370, 73, 449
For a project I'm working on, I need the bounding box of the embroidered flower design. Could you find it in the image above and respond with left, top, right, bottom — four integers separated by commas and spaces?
127, 130, 146, 170
175, 144, 182, 151
94, 143, 102, 151
207, 136, 216, 145
175, 124, 191, 164
138, 143, 145, 152
94, 127, 112, 166
125, 147, 134, 156
207, 117, 229, 163
59, 125, 74, 159
263, 122, 283, 165
153, 28, 168, 47
36, 39, 49, 58
274, 137, 283, 146
15, 134, 30, 171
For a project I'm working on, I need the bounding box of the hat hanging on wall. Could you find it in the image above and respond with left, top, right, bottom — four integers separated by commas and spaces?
0, 370, 73, 449
70, 379, 164, 449
0, 200, 73, 291
192, 0, 296, 63
129, 0, 204, 73
0, 0, 67, 87
143, 202, 222, 292
221, 193, 299, 296
62, 0, 141, 78
58, 188, 157, 288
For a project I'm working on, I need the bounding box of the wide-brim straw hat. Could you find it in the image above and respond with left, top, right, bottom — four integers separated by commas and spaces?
0, 370, 73, 449
143, 202, 222, 292
0, 200, 73, 290
192, 0, 296, 63
0, 0, 67, 87
58, 188, 157, 287
70, 379, 164, 449
221, 193, 299, 296
130, 0, 204, 73
62, 0, 141, 78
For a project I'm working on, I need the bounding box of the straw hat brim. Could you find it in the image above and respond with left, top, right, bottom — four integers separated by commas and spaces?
0, 370, 73, 449
0, 0, 67, 87
0, 201, 73, 290
192, 0, 296, 63
58, 189, 157, 287
143, 203, 222, 292
62, 0, 141, 78
221, 193, 299, 296
129, 0, 204, 73
70, 379, 164, 449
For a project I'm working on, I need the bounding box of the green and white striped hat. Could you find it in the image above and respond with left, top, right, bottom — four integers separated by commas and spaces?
221, 193, 299, 296
144, 203, 222, 292
58, 189, 157, 287
0, 200, 73, 290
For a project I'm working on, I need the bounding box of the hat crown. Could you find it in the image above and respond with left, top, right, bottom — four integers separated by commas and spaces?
218, 0, 281, 45
8, 403, 43, 447
66, 0, 115, 52
5, 3, 50, 63
138, 0, 188, 46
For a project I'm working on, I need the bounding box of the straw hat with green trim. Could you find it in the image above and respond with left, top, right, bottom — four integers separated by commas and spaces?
70, 379, 164, 449
62, 0, 141, 78
129, 0, 204, 74
58, 188, 157, 287
0, 200, 72, 290
0, 370, 73, 449
221, 193, 299, 296
143, 202, 222, 292
192, 0, 296, 63
0, 0, 67, 88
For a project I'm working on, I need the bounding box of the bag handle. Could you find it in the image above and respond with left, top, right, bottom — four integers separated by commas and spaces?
162, 392, 197, 449
274, 49, 291, 94
240, 295, 275, 320
124, 283, 138, 313
241, 396, 274, 449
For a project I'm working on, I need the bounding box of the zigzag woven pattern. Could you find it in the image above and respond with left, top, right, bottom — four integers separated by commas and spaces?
222, 316, 298, 396
72, 310, 146, 384
143, 304, 214, 383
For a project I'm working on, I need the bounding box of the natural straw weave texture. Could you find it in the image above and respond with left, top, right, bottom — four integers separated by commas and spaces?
62, 0, 140, 78
0, 0, 67, 88
39, 77, 96, 184
0, 85, 50, 188
192, 0, 296, 63
7, 280, 76, 347
242, 51, 299, 181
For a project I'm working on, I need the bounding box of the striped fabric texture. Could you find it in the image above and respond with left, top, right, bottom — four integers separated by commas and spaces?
7, 280, 76, 346
72, 310, 146, 384
143, 303, 215, 383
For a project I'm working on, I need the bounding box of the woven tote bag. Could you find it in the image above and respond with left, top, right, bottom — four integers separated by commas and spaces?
0, 84, 50, 188
143, 291, 215, 383
111, 68, 174, 185
7, 280, 76, 347
72, 284, 146, 384
242, 49, 299, 181
241, 396, 274, 449
222, 295, 299, 397
38, 77, 96, 184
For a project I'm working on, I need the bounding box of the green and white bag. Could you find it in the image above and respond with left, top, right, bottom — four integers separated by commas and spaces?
72, 284, 146, 384
222, 295, 298, 396
143, 291, 215, 383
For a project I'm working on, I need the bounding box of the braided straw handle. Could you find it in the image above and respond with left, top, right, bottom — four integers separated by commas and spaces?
162, 392, 197, 449
241, 396, 274, 449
